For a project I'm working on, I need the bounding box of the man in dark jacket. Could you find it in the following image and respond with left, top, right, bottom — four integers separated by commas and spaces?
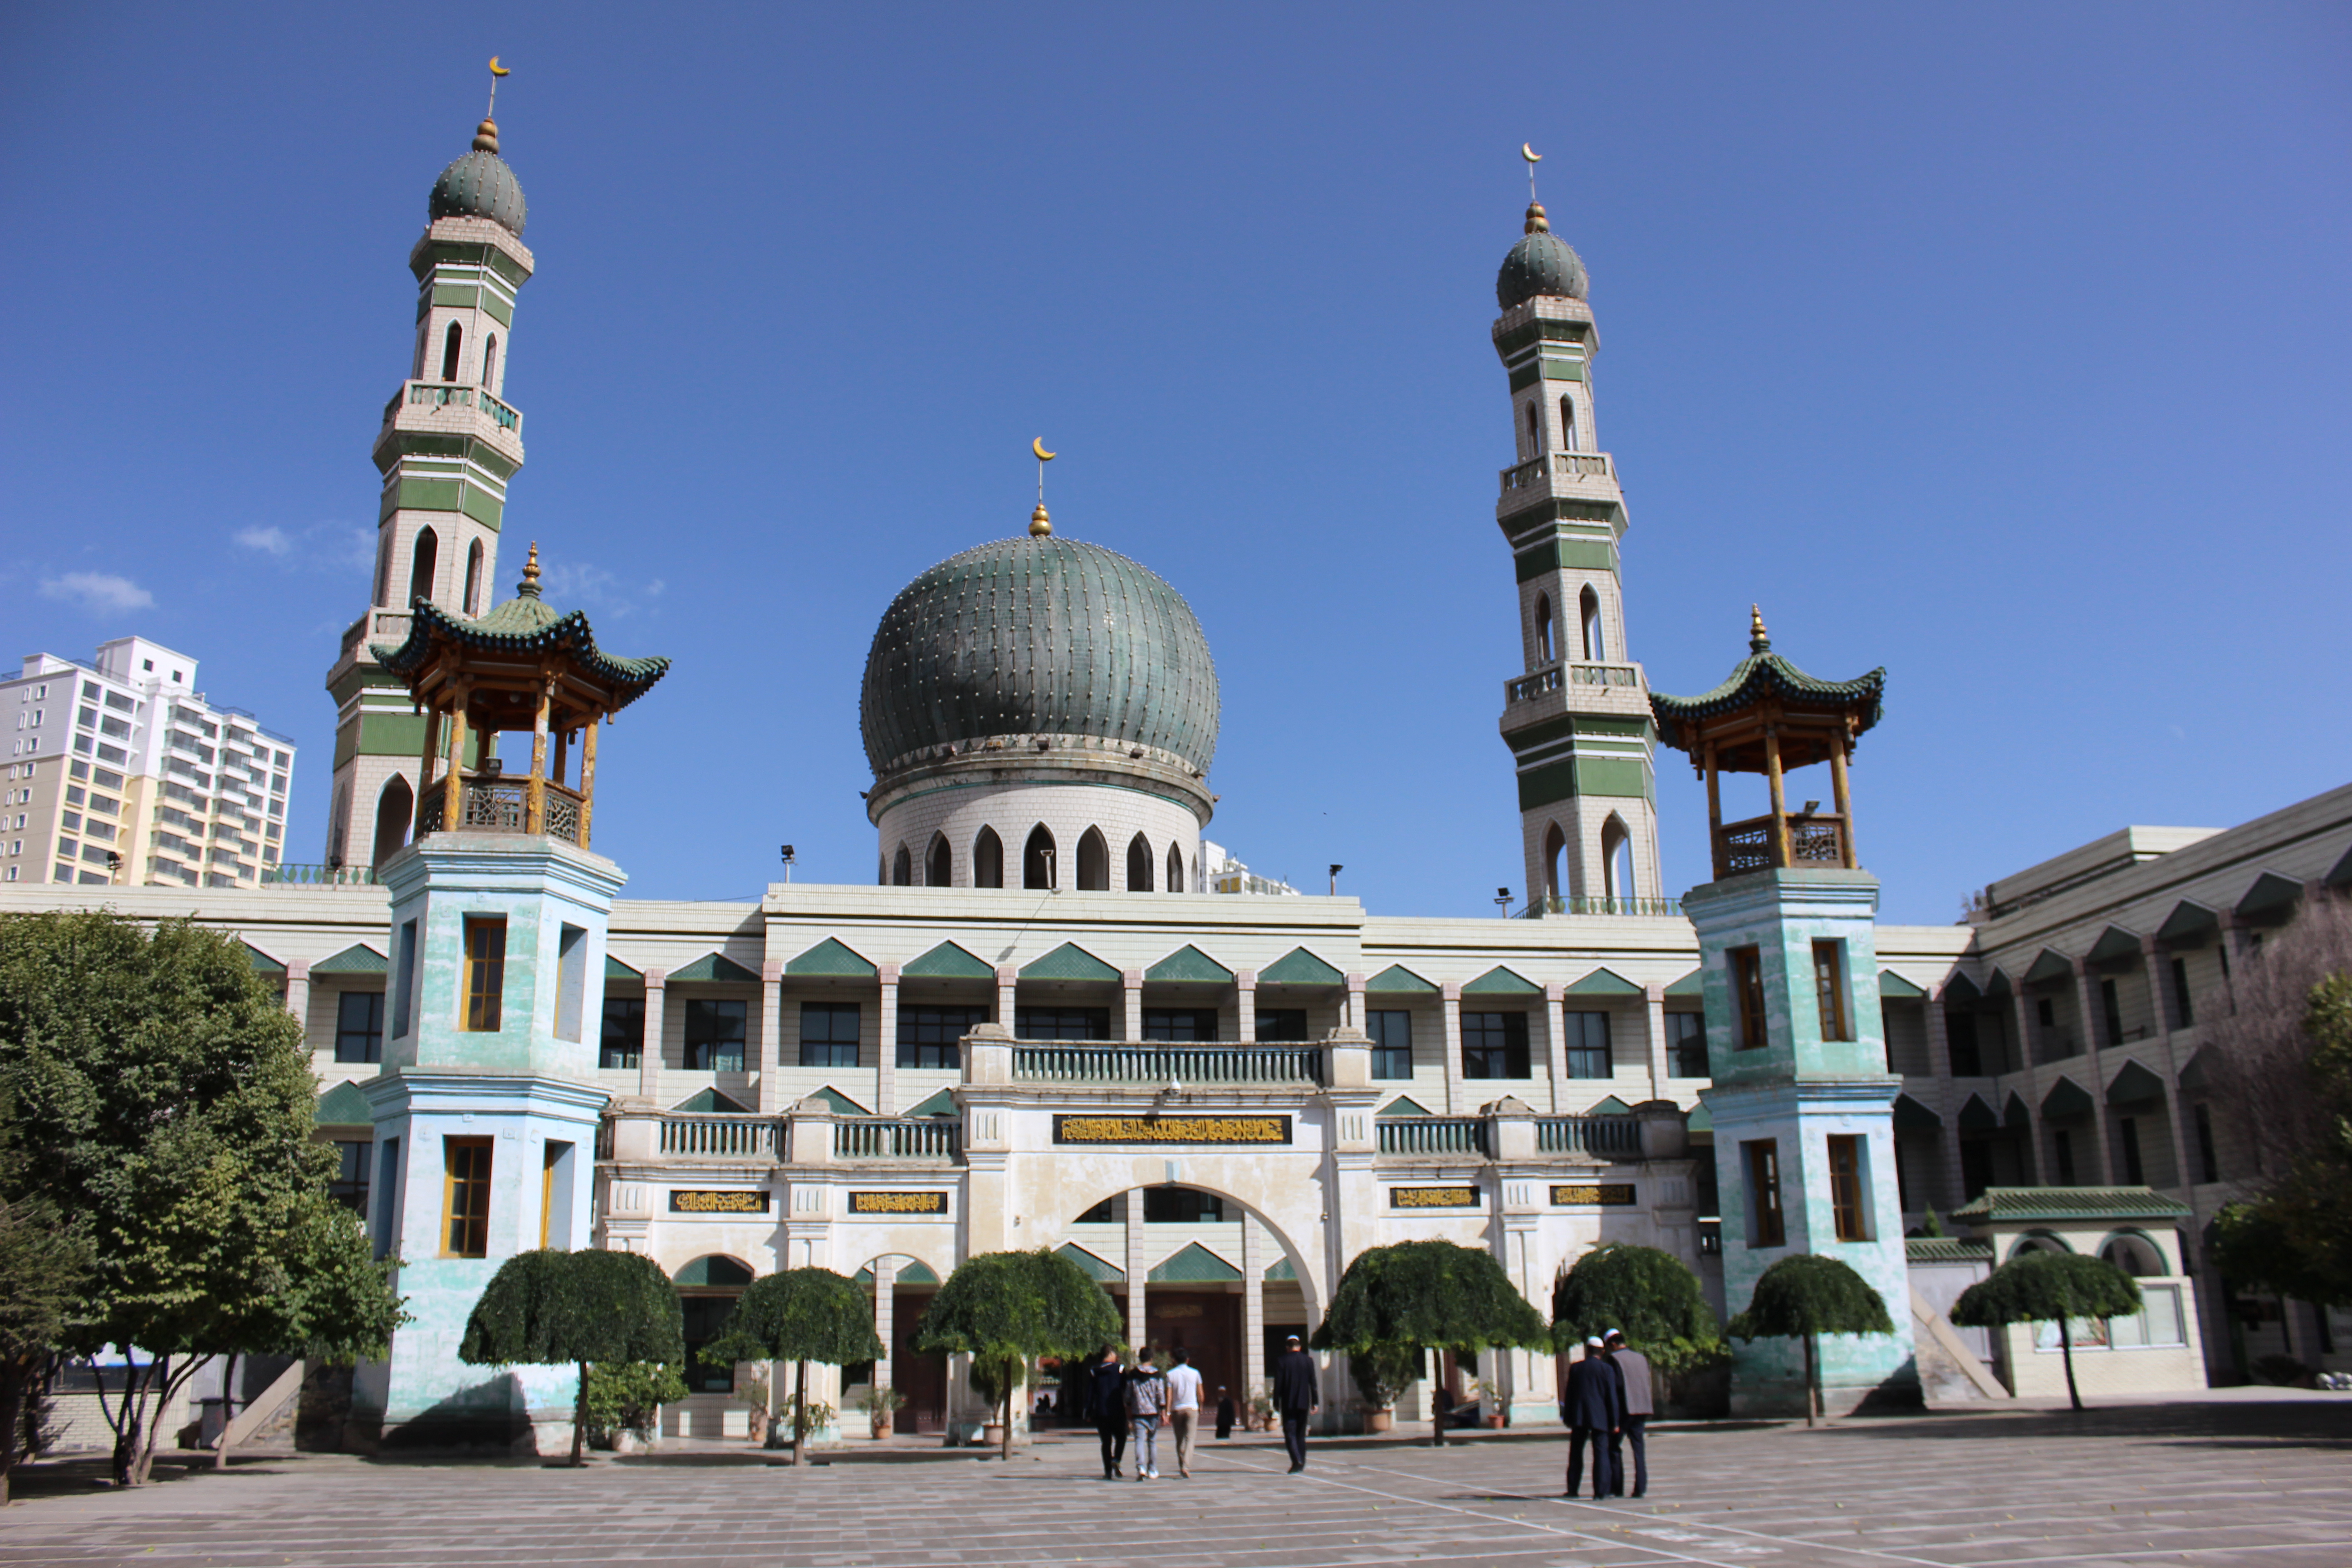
1271, 1334, 1320, 1473
1603, 1330, 1655, 1498
1088, 1346, 1128, 1480
1558, 1336, 1622, 1500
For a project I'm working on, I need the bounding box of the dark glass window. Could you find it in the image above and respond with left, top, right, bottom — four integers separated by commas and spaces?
1668, 1011, 1707, 1078
329, 1139, 369, 1214
1744, 1139, 1785, 1247
1144, 1008, 1219, 1042
2171, 958, 2195, 1029
1255, 1008, 1309, 1043
800, 1002, 861, 1068
1368, 1010, 1412, 1079
1075, 1197, 1117, 1223
2053, 1127, 2076, 1185
1563, 1010, 1612, 1078
1016, 1007, 1109, 1041
335, 990, 384, 1064
2194, 1102, 2219, 1182
1947, 1010, 1982, 1076
2101, 978, 2125, 1047
1460, 1011, 1529, 1078
599, 996, 645, 1069
1142, 1188, 1224, 1223
684, 997, 747, 1071
2118, 1115, 2145, 1185
898, 1005, 985, 1068
1731, 946, 1767, 1050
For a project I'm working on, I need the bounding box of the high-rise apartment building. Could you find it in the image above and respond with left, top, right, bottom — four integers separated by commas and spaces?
0, 637, 294, 888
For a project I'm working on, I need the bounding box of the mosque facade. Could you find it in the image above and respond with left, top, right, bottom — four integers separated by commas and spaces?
12, 113, 2350, 1451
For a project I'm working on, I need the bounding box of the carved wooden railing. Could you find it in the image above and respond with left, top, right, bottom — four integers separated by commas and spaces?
1714, 813, 1847, 877
413, 774, 586, 846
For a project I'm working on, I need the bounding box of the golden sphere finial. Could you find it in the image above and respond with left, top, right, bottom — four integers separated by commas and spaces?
1029, 504, 1053, 538
1524, 201, 1549, 235
519, 540, 543, 597
473, 118, 500, 154
1749, 603, 1771, 652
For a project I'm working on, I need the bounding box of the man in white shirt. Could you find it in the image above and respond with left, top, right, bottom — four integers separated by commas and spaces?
1164, 1347, 1205, 1477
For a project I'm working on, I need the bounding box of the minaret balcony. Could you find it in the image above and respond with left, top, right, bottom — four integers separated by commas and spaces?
373, 379, 525, 465
414, 770, 587, 847
1501, 660, 1651, 725
337, 608, 415, 661
1499, 449, 1616, 498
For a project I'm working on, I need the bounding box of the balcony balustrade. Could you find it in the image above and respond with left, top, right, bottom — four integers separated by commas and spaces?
414, 772, 587, 846
1713, 811, 1848, 878
1012, 1043, 1323, 1086
657, 1113, 779, 1160
834, 1117, 960, 1161
1376, 1117, 1489, 1156
1520, 893, 1685, 919
1499, 450, 1614, 495
1536, 1115, 1643, 1157
1504, 661, 1642, 706
386, 379, 524, 436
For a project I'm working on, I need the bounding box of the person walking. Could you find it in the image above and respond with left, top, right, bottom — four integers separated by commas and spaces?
1213, 1384, 1236, 1441
1271, 1333, 1320, 1474
1164, 1348, 1204, 1477
1602, 1330, 1654, 1499
1125, 1346, 1170, 1480
1089, 1345, 1129, 1480
1558, 1336, 1622, 1501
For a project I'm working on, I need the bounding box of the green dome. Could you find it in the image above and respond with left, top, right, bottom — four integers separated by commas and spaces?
1496, 204, 1586, 308
430, 122, 526, 235
860, 535, 1220, 777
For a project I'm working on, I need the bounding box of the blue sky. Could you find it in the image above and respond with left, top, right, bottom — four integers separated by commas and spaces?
2, 3, 2345, 922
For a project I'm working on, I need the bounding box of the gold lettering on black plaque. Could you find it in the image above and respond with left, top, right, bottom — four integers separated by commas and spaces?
1389, 1185, 1481, 1208
1052, 1114, 1291, 1145
669, 1189, 772, 1214
849, 1191, 949, 1215
1550, 1184, 1637, 1206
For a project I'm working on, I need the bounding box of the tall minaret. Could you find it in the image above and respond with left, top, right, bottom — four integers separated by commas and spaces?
1489, 169, 1663, 913
324, 106, 534, 872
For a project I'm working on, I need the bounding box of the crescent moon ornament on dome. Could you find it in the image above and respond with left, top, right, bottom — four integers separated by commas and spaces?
490, 56, 510, 76
1522, 142, 1541, 163
1032, 438, 1056, 461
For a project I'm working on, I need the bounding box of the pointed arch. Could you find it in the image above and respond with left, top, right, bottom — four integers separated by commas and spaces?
463, 540, 485, 615
1075, 826, 1109, 891
1543, 821, 1567, 898
1559, 393, 1576, 451
1126, 832, 1152, 893
925, 832, 951, 888
891, 843, 912, 886
1601, 813, 1635, 900
372, 774, 413, 868
1535, 593, 1555, 664
972, 825, 1004, 888
439, 320, 463, 382
407, 527, 439, 608
1525, 400, 1541, 455
480, 333, 499, 389
1022, 824, 1056, 890
1166, 843, 1184, 893
1579, 584, 1603, 661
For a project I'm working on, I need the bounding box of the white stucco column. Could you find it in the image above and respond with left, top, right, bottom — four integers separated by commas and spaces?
1241, 1217, 1265, 1399
1122, 969, 1143, 1043
2143, 934, 2196, 1195
873, 1256, 898, 1395
995, 965, 1018, 1034
756, 962, 785, 1114
1641, 983, 1670, 1103
876, 964, 900, 1117
1441, 983, 1464, 1116
285, 959, 310, 1031
1236, 971, 1257, 1043
1539, 982, 1566, 1113
1344, 973, 1366, 1033
2072, 957, 2117, 1183
638, 970, 667, 1100
1923, 985, 1965, 1211
1124, 1190, 1147, 1351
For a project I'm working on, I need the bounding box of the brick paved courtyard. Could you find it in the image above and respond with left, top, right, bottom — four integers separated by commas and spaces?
4, 1396, 2347, 1568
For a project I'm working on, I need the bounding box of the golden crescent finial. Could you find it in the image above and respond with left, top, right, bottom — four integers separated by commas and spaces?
1522, 143, 1541, 163
489, 56, 510, 77
1032, 437, 1056, 461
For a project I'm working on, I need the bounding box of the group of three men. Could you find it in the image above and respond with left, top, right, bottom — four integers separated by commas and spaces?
1558, 1328, 1655, 1499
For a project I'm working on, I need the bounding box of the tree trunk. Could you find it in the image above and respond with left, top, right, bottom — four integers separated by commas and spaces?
572, 1362, 588, 1466
0, 1353, 32, 1507
1803, 1336, 1818, 1428
792, 1359, 808, 1464
2060, 1319, 2082, 1411
1000, 1367, 1014, 1463
212, 1352, 239, 1470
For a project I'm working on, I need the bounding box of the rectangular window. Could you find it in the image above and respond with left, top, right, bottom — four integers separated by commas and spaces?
554, 925, 588, 1043
1142, 1188, 1224, 1222
1015, 1006, 1110, 1041
800, 1001, 862, 1067
2194, 1102, 2219, 1183
1143, 1007, 1220, 1042
1563, 1009, 1612, 1078
2171, 958, 2195, 1029
1731, 946, 1768, 1050
683, 997, 748, 1071
1669, 1012, 1707, 1078
442, 1137, 493, 1257
392, 920, 417, 1039
461, 917, 506, 1032
599, 995, 645, 1069
540, 1142, 572, 1250
1959, 1138, 1994, 1202
2101, 977, 2124, 1047
373, 1137, 400, 1258
335, 990, 385, 1064
897, 1004, 985, 1069
2118, 1115, 2145, 1185
1827, 1133, 1868, 1240
329, 1140, 370, 1214
1460, 1010, 1530, 1078
1947, 1010, 1982, 1076
1744, 1139, 1785, 1247
1813, 941, 1850, 1042
2054, 1127, 2076, 1185
1368, 1009, 1412, 1080
1255, 1008, 1310, 1044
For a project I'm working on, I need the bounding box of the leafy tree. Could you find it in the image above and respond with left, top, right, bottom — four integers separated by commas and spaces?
1949, 1249, 2142, 1411
915, 1248, 1122, 1461
1725, 1254, 1893, 1427
0, 911, 405, 1485
1311, 1239, 1549, 1447
1551, 1243, 1728, 1382
1347, 1342, 1417, 1412
700, 1268, 883, 1458
2212, 957, 2352, 1307
0, 1093, 93, 1504
581, 1361, 689, 1445
459, 1248, 684, 1465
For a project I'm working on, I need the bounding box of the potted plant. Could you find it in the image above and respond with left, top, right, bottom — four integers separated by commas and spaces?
736, 1371, 771, 1444
1348, 1344, 1414, 1434
859, 1383, 907, 1438
1470, 1377, 1508, 1429
1248, 1384, 1278, 1432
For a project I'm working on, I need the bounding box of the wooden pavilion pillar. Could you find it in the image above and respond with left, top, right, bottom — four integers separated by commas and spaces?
1702, 740, 1724, 879
525, 672, 553, 835
578, 718, 600, 850
413, 707, 444, 837
441, 684, 471, 833
1830, 731, 1857, 870
1762, 722, 1789, 869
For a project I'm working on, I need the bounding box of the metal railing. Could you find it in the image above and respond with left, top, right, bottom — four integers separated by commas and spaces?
1503, 661, 1642, 705
1012, 1044, 1324, 1086
1536, 1116, 1642, 1157
1376, 1117, 1490, 1156
1520, 893, 1684, 919
657, 1114, 779, 1159
259, 862, 380, 887
834, 1117, 960, 1161
1499, 451, 1614, 494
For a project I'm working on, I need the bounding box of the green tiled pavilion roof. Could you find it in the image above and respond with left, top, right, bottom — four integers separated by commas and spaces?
1878, 969, 1926, 1000
1464, 965, 1541, 995
1664, 968, 1704, 997
605, 954, 642, 980
1366, 964, 1436, 995
372, 576, 669, 711
1906, 1236, 1993, 1264
1648, 624, 1885, 757
670, 1088, 751, 1114
312, 943, 387, 976
1264, 1256, 1298, 1281
1950, 1186, 2193, 1224
244, 942, 285, 975
315, 1080, 373, 1127
902, 1089, 958, 1117
1056, 1243, 1125, 1283
1376, 1096, 1434, 1118
1566, 967, 1642, 997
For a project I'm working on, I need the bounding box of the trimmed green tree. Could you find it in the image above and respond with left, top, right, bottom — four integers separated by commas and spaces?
1949, 1249, 2142, 1411
700, 1267, 884, 1460
1725, 1254, 1894, 1427
459, 1247, 685, 1465
2212, 969, 2352, 1307
1551, 1243, 1729, 1383
0, 911, 405, 1485
1311, 1239, 1550, 1447
0, 1093, 93, 1504
915, 1248, 1122, 1461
